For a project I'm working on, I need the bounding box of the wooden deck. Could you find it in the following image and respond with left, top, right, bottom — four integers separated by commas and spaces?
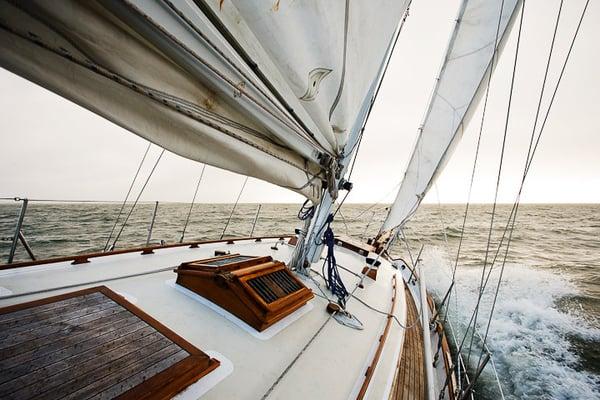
0, 286, 219, 400
390, 284, 425, 400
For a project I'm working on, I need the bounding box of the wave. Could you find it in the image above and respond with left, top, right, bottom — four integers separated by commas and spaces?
422, 247, 600, 400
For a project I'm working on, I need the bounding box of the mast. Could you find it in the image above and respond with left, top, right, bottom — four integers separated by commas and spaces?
301, 6, 412, 266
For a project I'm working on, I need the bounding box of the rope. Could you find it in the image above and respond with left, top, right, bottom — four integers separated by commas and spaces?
297, 199, 315, 221
260, 313, 335, 400
465, 0, 525, 366
103, 143, 151, 251
109, 148, 165, 250
322, 214, 348, 306
220, 176, 248, 239
180, 164, 206, 243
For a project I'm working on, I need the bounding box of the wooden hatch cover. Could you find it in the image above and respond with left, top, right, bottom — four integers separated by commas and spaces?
0, 286, 219, 400
175, 254, 314, 331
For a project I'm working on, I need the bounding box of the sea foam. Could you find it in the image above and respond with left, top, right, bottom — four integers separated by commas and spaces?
422, 247, 600, 400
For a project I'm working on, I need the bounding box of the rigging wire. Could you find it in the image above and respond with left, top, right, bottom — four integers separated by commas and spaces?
473, 0, 588, 375
439, 0, 507, 328
465, 0, 525, 366
103, 143, 151, 252
451, 0, 585, 392
220, 176, 249, 239
109, 148, 166, 251
344, 4, 412, 183
475, 0, 566, 296
337, 209, 350, 236
180, 164, 206, 243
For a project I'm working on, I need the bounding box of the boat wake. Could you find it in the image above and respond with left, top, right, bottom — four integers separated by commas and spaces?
422, 247, 600, 400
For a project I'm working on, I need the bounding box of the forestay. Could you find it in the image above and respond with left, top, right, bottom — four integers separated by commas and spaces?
382, 0, 522, 231
0, 0, 408, 201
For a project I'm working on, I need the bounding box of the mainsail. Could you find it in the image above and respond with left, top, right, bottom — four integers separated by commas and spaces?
381, 0, 522, 231
0, 0, 408, 201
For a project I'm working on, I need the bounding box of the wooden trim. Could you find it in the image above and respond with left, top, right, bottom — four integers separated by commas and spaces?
356, 274, 398, 400
428, 294, 457, 400
0, 235, 292, 271
0, 286, 220, 400
334, 235, 375, 257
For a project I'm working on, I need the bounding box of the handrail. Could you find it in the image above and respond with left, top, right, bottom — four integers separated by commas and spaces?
0, 235, 292, 271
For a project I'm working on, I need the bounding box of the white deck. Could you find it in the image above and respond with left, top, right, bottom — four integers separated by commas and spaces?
0, 238, 411, 400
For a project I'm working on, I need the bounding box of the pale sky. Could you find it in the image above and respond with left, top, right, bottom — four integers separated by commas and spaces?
1, 0, 598, 204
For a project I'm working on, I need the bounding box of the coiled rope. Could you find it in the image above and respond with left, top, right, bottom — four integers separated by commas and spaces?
322, 214, 348, 307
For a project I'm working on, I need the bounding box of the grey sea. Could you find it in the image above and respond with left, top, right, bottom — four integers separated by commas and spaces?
0, 202, 598, 399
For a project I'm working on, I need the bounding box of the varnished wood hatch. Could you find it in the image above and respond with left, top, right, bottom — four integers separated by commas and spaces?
175, 254, 314, 331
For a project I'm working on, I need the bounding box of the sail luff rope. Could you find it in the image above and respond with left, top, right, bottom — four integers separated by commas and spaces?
219, 176, 248, 239
465, 0, 521, 367
110, 148, 166, 250
473, 0, 589, 377
180, 164, 206, 243
103, 142, 151, 252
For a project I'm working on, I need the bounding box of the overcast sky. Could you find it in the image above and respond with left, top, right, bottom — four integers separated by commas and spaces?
1, 0, 598, 204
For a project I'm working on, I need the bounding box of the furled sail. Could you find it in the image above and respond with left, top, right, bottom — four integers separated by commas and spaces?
0, 0, 408, 201
381, 0, 522, 231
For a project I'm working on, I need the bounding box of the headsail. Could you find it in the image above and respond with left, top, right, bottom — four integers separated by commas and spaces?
0, 0, 408, 201
381, 0, 522, 231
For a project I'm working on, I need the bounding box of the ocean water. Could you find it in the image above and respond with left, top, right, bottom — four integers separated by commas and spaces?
0, 201, 598, 399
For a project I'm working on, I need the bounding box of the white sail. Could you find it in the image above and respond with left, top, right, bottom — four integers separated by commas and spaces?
0, 0, 408, 201
381, 0, 522, 231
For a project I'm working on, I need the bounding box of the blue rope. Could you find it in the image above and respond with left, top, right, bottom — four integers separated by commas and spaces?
323, 214, 348, 307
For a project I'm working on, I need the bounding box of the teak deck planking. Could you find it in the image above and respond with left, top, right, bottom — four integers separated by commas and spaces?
0, 286, 219, 400
390, 284, 425, 400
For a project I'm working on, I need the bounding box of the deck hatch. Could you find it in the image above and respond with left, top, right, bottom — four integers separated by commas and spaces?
0, 286, 219, 400
175, 254, 313, 331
